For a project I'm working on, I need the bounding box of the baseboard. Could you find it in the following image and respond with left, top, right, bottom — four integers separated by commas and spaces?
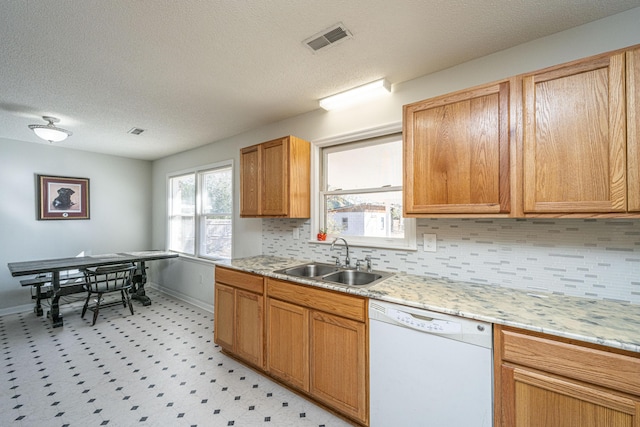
1, 284, 214, 317
148, 282, 213, 314
0, 303, 35, 316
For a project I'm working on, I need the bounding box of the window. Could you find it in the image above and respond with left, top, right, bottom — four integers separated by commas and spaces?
320, 133, 416, 250
168, 161, 233, 260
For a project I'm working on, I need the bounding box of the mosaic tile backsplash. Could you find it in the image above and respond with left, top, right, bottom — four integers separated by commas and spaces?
262, 218, 640, 305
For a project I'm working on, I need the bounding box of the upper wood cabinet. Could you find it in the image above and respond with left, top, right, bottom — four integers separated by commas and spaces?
522, 50, 636, 215
240, 135, 311, 218
403, 80, 512, 216
628, 47, 640, 212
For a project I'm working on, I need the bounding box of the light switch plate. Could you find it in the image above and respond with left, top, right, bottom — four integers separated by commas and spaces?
423, 233, 437, 252
292, 228, 300, 240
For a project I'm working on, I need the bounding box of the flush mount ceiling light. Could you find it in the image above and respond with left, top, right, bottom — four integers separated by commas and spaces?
319, 78, 392, 111
28, 116, 73, 143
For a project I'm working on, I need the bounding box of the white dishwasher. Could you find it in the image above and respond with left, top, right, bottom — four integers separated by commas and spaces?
369, 300, 493, 427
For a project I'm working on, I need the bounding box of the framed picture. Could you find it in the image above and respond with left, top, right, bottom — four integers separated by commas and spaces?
37, 175, 90, 220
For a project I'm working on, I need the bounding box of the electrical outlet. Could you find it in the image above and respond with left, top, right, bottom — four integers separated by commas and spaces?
199, 274, 203, 285
292, 228, 300, 240
423, 233, 437, 252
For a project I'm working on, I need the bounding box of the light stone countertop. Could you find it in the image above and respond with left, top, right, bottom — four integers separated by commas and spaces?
214, 255, 640, 353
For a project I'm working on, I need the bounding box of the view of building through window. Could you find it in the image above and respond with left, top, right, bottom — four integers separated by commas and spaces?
322, 134, 413, 248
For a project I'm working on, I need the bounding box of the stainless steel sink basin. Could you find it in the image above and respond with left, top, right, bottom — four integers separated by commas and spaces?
322, 270, 389, 286
276, 263, 339, 278
275, 262, 392, 287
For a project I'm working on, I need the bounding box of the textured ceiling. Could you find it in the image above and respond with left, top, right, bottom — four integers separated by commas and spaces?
1, 0, 639, 160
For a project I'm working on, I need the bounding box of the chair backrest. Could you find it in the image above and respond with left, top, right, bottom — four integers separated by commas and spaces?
83, 263, 136, 292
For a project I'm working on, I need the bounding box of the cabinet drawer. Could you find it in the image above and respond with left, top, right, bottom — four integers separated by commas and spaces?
266, 278, 366, 322
215, 266, 264, 294
499, 327, 640, 396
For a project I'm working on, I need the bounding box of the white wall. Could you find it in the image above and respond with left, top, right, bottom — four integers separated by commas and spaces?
149, 137, 262, 305
0, 138, 152, 312
150, 7, 640, 308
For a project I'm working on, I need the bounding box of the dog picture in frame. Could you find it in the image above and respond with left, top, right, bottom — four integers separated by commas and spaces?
37, 175, 90, 220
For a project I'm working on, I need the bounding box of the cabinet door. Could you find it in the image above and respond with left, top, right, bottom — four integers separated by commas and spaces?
213, 282, 235, 351
261, 138, 288, 216
235, 289, 264, 368
523, 52, 627, 213
404, 80, 511, 214
240, 144, 261, 216
628, 47, 640, 212
266, 298, 309, 391
500, 365, 640, 427
310, 310, 367, 424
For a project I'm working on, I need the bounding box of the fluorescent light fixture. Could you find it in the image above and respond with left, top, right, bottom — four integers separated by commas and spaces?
319, 78, 392, 111
28, 116, 73, 142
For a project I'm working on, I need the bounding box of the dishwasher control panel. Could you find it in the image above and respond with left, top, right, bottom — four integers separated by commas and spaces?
369, 300, 493, 349
387, 308, 462, 334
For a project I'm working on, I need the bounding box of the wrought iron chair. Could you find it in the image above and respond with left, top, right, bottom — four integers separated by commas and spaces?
82, 263, 136, 325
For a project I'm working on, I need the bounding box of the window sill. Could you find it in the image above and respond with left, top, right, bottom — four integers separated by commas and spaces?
307, 238, 417, 252
171, 253, 229, 266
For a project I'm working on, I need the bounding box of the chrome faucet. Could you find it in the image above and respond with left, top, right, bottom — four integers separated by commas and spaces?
330, 237, 350, 268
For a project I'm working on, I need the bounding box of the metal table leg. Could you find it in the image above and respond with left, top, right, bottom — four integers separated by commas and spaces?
130, 261, 152, 306
48, 271, 64, 328
34, 284, 44, 316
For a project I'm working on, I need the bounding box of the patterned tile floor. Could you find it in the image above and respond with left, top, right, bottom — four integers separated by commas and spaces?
0, 289, 352, 427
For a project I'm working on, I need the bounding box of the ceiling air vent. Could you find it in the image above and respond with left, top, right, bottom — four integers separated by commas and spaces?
128, 127, 145, 135
303, 23, 352, 52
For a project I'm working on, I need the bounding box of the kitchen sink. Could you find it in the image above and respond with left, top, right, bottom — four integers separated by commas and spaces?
279, 263, 339, 277
322, 270, 389, 286
274, 262, 391, 287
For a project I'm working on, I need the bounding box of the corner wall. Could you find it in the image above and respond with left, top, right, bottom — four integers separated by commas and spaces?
0, 138, 152, 312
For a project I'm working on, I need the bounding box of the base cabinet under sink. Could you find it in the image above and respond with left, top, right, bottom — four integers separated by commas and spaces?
266, 277, 368, 425
214, 266, 369, 426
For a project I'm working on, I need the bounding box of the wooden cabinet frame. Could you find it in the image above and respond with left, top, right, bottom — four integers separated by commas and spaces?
240, 135, 311, 218
403, 43, 640, 218
265, 278, 369, 425
403, 79, 513, 216
494, 325, 640, 427
522, 52, 627, 214
627, 47, 640, 212
213, 267, 265, 369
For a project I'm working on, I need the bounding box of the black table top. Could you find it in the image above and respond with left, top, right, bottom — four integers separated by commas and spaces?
7, 251, 179, 276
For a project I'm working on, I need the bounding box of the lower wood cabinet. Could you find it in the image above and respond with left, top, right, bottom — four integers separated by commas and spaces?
309, 310, 367, 421
494, 325, 640, 427
214, 267, 264, 369
266, 278, 369, 425
266, 298, 309, 391
214, 267, 369, 425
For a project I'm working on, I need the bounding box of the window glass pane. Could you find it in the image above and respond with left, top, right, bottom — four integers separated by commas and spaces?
169, 215, 194, 253
325, 191, 405, 238
326, 139, 402, 190
168, 174, 195, 254
202, 167, 232, 215
199, 167, 233, 259
200, 215, 232, 259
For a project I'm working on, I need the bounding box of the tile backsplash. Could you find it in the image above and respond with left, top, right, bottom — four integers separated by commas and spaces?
262, 218, 640, 304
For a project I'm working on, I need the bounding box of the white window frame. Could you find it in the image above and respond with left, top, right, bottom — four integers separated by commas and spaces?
313, 125, 416, 251
166, 160, 233, 260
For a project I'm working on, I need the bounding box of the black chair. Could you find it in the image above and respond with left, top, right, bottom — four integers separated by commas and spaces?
82, 263, 136, 325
